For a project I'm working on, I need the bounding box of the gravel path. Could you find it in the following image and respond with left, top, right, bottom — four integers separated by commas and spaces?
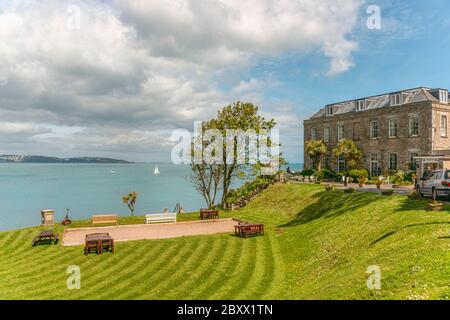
62, 219, 237, 246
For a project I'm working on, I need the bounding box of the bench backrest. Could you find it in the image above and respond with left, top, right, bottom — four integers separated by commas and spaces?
145, 213, 176, 218
92, 214, 118, 222
86, 232, 109, 239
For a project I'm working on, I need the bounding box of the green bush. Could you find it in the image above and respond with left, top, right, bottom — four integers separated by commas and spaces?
348, 169, 369, 182
390, 170, 405, 184
225, 176, 271, 204
344, 187, 355, 193
404, 171, 417, 182
300, 169, 316, 176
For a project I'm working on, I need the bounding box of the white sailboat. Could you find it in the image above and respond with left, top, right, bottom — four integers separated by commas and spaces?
154, 165, 160, 175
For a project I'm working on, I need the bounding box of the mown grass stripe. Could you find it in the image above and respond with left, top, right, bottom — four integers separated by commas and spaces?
84, 241, 169, 299
142, 237, 211, 300
239, 234, 276, 299
34, 241, 150, 299
208, 237, 252, 299
233, 235, 269, 299
261, 232, 286, 299
0, 230, 22, 252
95, 240, 184, 299
117, 238, 200, 300
164, 236, 229, 299
0, 248, 83, 298
221, 238, 258, 300
0, 229, 40, 264
188, 236, 240, 300
0, 242, 72, 275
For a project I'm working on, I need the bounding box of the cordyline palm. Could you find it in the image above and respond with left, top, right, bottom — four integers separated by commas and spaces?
333, 139, 362, 170
306, 140, 327, 170
122, 192, 138, 216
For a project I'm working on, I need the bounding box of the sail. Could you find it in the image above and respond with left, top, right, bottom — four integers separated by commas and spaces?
154, 165, 160, 175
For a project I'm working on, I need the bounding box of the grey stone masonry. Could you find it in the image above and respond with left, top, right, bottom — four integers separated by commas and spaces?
303, 87, 450, 176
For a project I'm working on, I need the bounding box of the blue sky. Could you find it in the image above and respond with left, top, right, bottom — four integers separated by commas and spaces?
0, 0, 449, 163
247, 0, 450, 163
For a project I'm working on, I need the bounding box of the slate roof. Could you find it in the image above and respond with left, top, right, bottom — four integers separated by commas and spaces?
309, 87, 447, 119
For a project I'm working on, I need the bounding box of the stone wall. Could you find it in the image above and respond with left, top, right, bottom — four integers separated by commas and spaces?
304, 101, 437, 175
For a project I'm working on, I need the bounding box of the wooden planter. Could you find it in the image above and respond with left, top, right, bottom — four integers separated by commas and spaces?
381, 190, 394, 196
427, 201, 444, 211
344, 188, 355, 193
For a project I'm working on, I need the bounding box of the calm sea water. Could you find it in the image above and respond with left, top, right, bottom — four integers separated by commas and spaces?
0, 162, 302, 231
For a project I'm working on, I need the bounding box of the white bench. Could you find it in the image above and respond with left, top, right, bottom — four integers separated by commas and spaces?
145, 213, 177, 224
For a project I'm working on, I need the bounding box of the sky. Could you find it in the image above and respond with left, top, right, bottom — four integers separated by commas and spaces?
1, 0, 450, 163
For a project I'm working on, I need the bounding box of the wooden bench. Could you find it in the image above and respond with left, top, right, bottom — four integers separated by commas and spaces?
85, 233, 114, 255
91, 214, 118, 227
234, 223, 264, 238
145, 213, 177, 224
199, 209, 219, 220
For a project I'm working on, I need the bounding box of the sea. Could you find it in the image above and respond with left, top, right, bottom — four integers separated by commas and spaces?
0, 162, 303, 231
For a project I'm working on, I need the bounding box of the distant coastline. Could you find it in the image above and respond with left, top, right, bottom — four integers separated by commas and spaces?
0, 155, 133, 164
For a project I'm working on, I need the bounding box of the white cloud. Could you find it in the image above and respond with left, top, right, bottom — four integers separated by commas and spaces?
0, 0, 363, 161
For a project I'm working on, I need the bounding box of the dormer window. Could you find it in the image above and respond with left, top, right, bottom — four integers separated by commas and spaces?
439, 90, 448, 103
390, 93, 402, 106
326, 106, 334, 116
356, 100, 365, 111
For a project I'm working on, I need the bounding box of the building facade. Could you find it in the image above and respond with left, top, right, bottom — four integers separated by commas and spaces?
303, 87, 450, 177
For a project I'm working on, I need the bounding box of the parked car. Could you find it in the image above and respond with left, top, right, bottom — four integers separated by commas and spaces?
416, 169, 450, 199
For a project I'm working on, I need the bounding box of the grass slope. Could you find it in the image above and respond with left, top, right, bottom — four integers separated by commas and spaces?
0, 183, 449, 300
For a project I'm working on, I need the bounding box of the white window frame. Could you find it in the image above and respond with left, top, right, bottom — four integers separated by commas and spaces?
370, 120, 379, 139
388, 119, 398, 138
389, 153, 398, 171
326, 106, 334, 116
409, 117, 419, 137
370, 154, 380, 178
391, 93, 402, 106
323, 127, 330, 143
356, 100, 365, 111
441, 114, 448, 137
337, 155, 345, 173
337, 124, 344, 141
440, 90, 448, 103
311, 127, 317, 141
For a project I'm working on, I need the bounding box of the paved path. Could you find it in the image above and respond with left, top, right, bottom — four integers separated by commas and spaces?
62, 219, 237, 246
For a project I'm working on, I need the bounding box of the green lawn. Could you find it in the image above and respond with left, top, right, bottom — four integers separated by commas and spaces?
0, 183, 449, 300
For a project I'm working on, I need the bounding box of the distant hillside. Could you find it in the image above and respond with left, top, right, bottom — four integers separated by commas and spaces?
0, 155, 132, 164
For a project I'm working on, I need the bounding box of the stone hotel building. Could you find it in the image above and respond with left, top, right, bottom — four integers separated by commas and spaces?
303, 87, 450, 177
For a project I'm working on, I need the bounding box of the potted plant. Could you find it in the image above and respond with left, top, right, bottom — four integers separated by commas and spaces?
376, 179, 383, 189
427, 200, 444, 211
358, 176, 368, 188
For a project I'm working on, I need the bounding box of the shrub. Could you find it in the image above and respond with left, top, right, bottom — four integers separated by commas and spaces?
224, 177, 271, 204
344, 187, 355, 193
404, 171, 417, 182
348, 169, 369, 182
321, 168, 339, 181
381, 190, 394, 196
390, 170, 405, 184
300, 169, 316, 177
